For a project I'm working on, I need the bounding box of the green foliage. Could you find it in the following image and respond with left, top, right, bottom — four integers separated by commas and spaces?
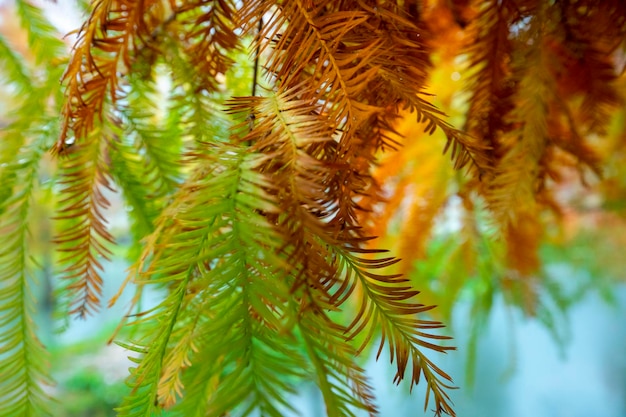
57, 370, 126, 417
117, 146, 305, 416
0, 140, 53, 417
0, 3, 67, 414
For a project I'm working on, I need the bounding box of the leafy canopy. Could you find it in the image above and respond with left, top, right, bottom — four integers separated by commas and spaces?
1, 1, 626, 417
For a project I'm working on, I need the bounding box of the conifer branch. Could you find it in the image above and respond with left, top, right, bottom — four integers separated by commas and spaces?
119, 146, 305, 416
251, 17, 263, 98
54, 130, 116, 317
463, 0, 523, 161
168, 0, 240, 93
298, 313, 377, 417
56, 0, 158, 150
335, 245, 457, 417
7, 1, 625, 416
0, 140, 53, 417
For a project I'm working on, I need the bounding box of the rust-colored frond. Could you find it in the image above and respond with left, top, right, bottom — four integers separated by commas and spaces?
227, 87, 341, 298
166, 0, 240, 92
55, 0, 159, 150
462, 0, 626, 283
255, 2, 382, 132
463, 0, 522, 162
228, 86, 335, 219
550, 1, 625, 136
547, 99, 604, 176
226, 90, 457, 416
355, 1, 491, 173
503, 209, 541, 311
413, 96, 492, 172
486, 6, 553, 227
328, 118, 387, 238
54, 131, 115, 318
357, 0, 432, 96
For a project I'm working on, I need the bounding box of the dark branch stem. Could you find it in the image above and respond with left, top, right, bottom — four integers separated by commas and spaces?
245, 17, 263, 146
251, 17, 263, 97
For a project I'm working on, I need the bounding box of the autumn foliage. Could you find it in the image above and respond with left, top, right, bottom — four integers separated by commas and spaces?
1, 0, 626, 416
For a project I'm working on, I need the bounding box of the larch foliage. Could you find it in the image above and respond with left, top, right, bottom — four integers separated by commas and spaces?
1, 1, 625, 416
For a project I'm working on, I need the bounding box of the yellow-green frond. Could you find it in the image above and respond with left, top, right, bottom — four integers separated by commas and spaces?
0, 141, 53, 417
118, 145, 305, 416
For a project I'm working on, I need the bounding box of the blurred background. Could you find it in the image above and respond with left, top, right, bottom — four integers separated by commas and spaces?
1, 0, 625, 416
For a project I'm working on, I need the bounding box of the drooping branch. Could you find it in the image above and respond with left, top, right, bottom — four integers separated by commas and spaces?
55, 0, 157, 150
